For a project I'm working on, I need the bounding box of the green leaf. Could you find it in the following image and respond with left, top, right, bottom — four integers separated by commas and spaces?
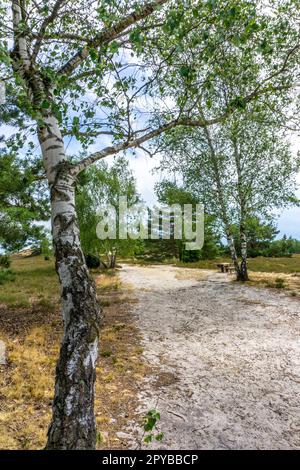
89, 48, 98, 61
109, 41, 119, 53
72, 116, 80, 128
41, 100, 50, 109
179, 65, 190, 78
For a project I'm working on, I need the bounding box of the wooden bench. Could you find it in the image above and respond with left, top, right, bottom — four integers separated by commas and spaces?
216, 263, 235, 274
216, 263, 230, 273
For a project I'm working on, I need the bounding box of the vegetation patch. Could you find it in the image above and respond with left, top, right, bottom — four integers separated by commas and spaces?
175, 254, 300, 274
0, 255, 147, 449
247, 272, 300, 297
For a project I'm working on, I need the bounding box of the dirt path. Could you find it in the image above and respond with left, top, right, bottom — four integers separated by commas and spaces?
120, 264, 300, 450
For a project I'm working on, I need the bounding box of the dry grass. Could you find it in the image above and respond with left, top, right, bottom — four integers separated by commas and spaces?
174, 269, 210, 282
94, 288, 148, 449
247, 271, 300, 297
0, 255, 146, 449
0, 311, 61, 449
95, 271, 122, 293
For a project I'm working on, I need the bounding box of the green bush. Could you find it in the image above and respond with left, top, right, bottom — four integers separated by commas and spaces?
181, 249, 201, 263
0, 254, 11, 268
275, 277, 285, 289
248, 236, 297, 258
84, 253, 101, 269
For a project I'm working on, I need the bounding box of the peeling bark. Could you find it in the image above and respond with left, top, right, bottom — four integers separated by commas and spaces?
226, 233, 241, 278
232, 136, 249, 282
38, 115, 102, 449
239, 229, 249, 282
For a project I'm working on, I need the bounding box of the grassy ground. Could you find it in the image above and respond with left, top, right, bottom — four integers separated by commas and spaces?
0, 255, 146, 449
128, 254, 300, 296
0, 255, 59, 309
175, 255, 300, 296
174, 254, 300, 274
0, 253, 299, 449
128, 253, 300, 273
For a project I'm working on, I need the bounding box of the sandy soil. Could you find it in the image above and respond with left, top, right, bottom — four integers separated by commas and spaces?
120, 264, 300, 450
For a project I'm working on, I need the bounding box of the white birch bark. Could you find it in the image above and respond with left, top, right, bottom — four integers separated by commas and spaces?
39, 115, 102, 449
232, 137, 249, 281
199, 109, 242, 280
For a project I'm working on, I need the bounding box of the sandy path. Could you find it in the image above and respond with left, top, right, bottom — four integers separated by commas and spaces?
120, 264, 300, 450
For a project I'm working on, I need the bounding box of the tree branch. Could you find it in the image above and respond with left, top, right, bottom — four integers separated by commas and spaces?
57, 0, 168, 76
62, 129, 115, 137
71, 69, 297, 175
71, 113, 226, 175
11, 0, 31, 72
31, 0, 67, 61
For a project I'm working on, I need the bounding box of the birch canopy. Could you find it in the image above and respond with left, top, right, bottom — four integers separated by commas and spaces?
1, 0, 299, 164
1, 0, 300, 450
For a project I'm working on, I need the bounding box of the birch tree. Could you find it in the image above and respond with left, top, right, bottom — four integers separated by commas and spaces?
157, 110, 300, 281
76, 156, 143, 267
1, 0, 299, 449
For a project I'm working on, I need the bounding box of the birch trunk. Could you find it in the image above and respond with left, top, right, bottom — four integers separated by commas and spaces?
199, 114, 243, 282
239, 230, 249, 282
226, 233, 241, 279
226, 232, 249, 281
232, 137, 249, 282
38, 115, 102, 449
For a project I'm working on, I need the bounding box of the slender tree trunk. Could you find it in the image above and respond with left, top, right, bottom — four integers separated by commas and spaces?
199, 109, 244, 281
106, 248, 117, 268
38, 115, 102, 449
239, 230, 249, 282
232, 136, 249, 282
111, 249, 117, 268
226, 232, 249, 281
226, 233, 242, 280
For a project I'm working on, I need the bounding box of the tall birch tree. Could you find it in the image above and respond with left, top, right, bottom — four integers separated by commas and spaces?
1, 0, 299, 448
157, 110, 300, 280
